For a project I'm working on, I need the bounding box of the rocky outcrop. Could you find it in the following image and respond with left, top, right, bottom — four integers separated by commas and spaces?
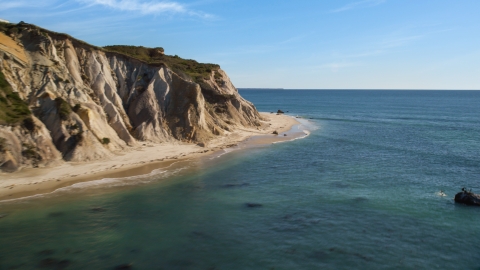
0, 22, 261, 171
454, 189, 480, 206
0, 116, 62, 171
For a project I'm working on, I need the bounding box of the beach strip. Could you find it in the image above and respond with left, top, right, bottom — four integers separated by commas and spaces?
0, 113, 303, 201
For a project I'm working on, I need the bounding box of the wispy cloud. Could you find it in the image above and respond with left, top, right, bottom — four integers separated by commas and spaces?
330, 0, 386, 13
1, 0, 56, 10
381, 35, 423, 48
77, 0, 214, 18
338, 34, 422, 58
317, 62, 359, 72
278, 34, 308, 45
2, 2, 28, 10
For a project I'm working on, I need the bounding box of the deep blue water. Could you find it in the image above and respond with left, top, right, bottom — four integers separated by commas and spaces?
1, 90, 480, 269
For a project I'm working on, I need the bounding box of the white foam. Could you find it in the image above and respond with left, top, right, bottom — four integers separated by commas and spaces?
272, 130, 311, 144
0, 166, 188, 204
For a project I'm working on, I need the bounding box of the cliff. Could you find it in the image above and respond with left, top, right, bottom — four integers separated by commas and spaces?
0, 22, 261, 172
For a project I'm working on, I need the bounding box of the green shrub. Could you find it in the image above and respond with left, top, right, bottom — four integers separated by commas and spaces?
54, 97, 71, 120
22, 117, 35, 132
0, 70, 31, 125
0, 137, 6, 153
72, 104, 81, 112
214, 72, 223, 79
101, 137, 110, 144
22, 143, 41, 160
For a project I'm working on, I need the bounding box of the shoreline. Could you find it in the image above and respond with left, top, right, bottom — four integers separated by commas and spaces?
0, 113, 306, 202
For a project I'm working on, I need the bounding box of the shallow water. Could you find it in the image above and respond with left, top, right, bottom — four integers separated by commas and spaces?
1, 90, 480, 269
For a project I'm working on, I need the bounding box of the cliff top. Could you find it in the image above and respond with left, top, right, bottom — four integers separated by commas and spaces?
103, 45, 220, 83
0, 21, 221, 83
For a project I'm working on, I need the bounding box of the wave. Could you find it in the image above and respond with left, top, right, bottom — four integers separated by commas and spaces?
272, 130, 311, 144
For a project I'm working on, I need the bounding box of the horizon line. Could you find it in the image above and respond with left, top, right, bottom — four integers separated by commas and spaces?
237, 88, 480, 91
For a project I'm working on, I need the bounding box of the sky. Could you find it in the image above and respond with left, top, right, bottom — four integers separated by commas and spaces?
1, 0, 480, 89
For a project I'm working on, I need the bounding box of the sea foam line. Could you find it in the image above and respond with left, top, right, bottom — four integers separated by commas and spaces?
272, 130, 311, 144
0, 165, 189, 204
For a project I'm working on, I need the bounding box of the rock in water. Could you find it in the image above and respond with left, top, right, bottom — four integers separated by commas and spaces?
114, 263, 133, 269
277, 110, 284, 114
454, 189, 480, 206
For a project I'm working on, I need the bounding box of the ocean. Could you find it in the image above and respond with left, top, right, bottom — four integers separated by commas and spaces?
1, 90, 480, 269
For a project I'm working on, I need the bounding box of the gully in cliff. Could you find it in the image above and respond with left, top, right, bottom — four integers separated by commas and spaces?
0, 22, 262, 172
454, 188, 480, 206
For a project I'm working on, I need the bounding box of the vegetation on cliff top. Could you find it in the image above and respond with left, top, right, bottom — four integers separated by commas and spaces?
0, 21, 222, 85
0, 21, 100, 50
103, 45, 221, 83
0, 70, 31, 125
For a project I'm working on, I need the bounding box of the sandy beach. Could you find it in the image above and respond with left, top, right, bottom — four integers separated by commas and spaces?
0, 113, 303, 201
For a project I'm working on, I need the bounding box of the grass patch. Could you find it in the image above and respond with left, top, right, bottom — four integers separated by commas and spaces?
0, 70, 31, 125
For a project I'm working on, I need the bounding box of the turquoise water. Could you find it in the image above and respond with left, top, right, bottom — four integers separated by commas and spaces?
1, 90, 480, 269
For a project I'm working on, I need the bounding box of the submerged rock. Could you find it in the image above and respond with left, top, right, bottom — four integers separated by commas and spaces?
38, 258, 70, 269
221, 183, 250, 188
245, 203, 263, 208
114, 263, 133, 269
277, 110, 284, 114
38, 249, 55, 256
48, 212, 65, 218
0, 213, 7, 219
90, 207, 107, 212
454, 188, 480, 206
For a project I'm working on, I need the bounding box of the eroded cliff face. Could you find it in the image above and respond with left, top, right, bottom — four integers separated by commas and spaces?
0, 23, 261, 172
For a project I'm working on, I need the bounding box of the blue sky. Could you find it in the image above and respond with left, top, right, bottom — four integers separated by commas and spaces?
1, 0, 480, 89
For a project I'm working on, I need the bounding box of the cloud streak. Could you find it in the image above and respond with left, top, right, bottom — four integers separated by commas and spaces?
1, 0, 56, 10
78, 0, 213, 18
317, 62, 359, 72
330, 0, 386, 13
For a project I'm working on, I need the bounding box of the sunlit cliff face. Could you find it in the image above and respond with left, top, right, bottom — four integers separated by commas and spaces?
0, 23, 261, 171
